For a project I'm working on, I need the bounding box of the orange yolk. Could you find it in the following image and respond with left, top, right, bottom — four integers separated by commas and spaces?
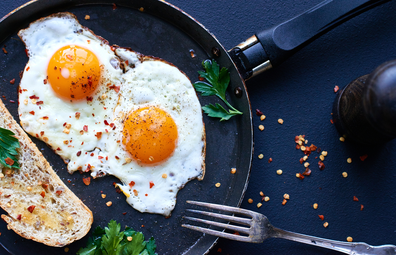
47, 45, 101, 101
122, 106, 178, 165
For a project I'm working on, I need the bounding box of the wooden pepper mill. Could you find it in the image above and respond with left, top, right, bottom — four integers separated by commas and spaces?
333, 60, 396, 145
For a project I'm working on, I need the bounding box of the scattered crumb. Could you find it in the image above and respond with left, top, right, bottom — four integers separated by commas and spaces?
313, 203, 318, 209
248, 198, 253, 204
139, 7, 144, 12
2, 47, 7, 54
106, 201, 112, 207
9, 79, 15, 84
215, 182, 221, 188
82, 176, 91, 186
258, 125, 264, 131
360, 204, 364, 211
347, 158, 352, 163
260, 115, 266, 121
230, 168, 236, 174
342, 172, 348, 178
257, 203, 262, 208
347, 236, 353, 242
64, 247, 69, 252
276, 169, 283, 175
323, 222, 329, 228
278, 118, 284, 124
258, 154, 264, 159
84, 15, 90, 20
353, 196, 359, 201
360, 154, 368, 161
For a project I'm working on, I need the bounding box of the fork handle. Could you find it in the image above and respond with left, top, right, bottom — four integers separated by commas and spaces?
271, 227, 396, 255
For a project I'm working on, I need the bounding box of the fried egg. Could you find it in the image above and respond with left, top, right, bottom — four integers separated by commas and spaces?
17, 13, 205, 216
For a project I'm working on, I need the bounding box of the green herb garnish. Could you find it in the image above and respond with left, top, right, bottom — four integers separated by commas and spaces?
77, 220, 157, 255
193, 59, 243, 121
0, 127, 20, 169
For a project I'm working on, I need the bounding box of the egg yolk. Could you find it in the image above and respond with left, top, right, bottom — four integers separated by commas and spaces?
47, 45, 101, 101
122, 106, 178, 165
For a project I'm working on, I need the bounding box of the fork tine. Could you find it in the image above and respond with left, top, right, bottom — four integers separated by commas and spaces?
184, 216, 250, 235
182, 224, 251, 242
186, 200, 255, 217
186, 209, 251, 226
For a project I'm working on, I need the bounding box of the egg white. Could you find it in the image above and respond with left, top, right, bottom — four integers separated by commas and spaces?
17, 13, 205, 216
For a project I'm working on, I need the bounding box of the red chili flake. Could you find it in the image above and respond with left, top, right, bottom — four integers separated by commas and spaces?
56, 190, 62, 196
106, 156, 108, 160
353, 196, 359, 201
145, 194, 148, 196
318, 161, 325, 170
9, 79, 15, 84
36, 101, 43, 105
109, 84, 120, 93
112, 182, 116, 186
77, 151, 81, 156
330, 119, 334, 124
75, 112, 81, 119
95, 132, 102, 139
298, 174, 305, 180
299, 158, 304, 164
24, 49, 29, 57
26, 66, 30, 71
98, 156, 104, 159
149, 181, 155, 189
334, 85, 339, 93
40, 131, 44, 136
302, 168, 311, 176
294, 136, 300, 143
318, 215, 324, 221
112, 3, 117, 9
115, 156, 120, 160
90, 153, 94, 157
129, 181, 135, 188
17, 214, 21, 221
86, 96, 93, 102
83, 177, 91, 186
29, 95, 39, 100
268, 158, 272, 163
2, 47, 7, 54
217, 248, 222, 253
56, 147, 61, 151
309, 144, 317, 151
141, 225, 145, 228
133, 189, 138, 196
29, 111, 35, 115
125, 60, 129, 66
40, 191, 45, 198
9, 100, 15, 103
43, 116, 49, 120
296, 144, 301, 150
86, 164, 92, 172
122, 212, 127, 215
42, 183, 49, 190
27, 205, 35, 213
104, 120, 109, 125
43, 79, 47, 84
255, 109, 264, 116
359, 154, 368, 161
5, 157, 14, 166
234, 231, 240, 235
83, 125, 88, 132
198, 76, 204, 81
360, 204, 364, 211
109, 123, 115, 128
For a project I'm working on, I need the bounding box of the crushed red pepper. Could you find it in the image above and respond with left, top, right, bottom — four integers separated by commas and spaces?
318, 215, 324, 221
334, 85, 339, 93
318, 161, 325, 170
83, 177, 91, 186
9, 79, 15, 84
27, 205, 35, 213
353, 196, 359, 201
359, 155, 368, 161
255, 109, 264, 116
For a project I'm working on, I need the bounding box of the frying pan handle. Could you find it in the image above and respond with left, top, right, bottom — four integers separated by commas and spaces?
229, 0, 391, 80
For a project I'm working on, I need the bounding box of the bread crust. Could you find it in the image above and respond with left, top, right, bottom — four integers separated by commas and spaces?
0, 99, 93, 247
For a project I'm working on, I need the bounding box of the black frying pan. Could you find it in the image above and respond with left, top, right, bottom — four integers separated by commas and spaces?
0, 0, 391, 254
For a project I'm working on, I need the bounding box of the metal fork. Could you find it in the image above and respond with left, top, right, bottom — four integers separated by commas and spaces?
182, 201, 396, 255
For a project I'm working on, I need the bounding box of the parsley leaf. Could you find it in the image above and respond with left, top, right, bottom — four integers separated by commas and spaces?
194, 60, 242, 121
0, 127, 20, 169
77, 220, 157, 255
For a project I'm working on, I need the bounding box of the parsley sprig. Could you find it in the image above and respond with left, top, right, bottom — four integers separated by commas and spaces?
194, 60, 243, 121
77, 220, 157, 255
0, 127, 20, 169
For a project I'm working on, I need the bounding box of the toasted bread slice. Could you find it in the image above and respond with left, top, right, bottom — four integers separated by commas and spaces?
0, 100, 93, 247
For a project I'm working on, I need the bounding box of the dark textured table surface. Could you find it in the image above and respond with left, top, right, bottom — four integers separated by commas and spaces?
2, 0, 396, 255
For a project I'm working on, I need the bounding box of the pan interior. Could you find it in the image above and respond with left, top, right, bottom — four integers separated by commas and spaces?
0, 1, 252, 254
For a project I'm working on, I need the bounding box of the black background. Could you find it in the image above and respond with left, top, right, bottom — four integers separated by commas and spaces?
2, 0, 396, 255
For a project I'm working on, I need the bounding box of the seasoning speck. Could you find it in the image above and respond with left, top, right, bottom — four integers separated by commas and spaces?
258, 125, 264, 131
257, 203, 262, 208
340, 136, 345, 142
347, 158, 352, 163
278, 118, 284, 124
276, 169, 283, 175
230, 168, 236, 174
342, 172, 348, 178
84, 15, 90, 20
313, 203, 318, 209
347, 236, 353, 242
106, 201, 112, 207
260, 115, 266, 121
258, 154, 264, 159
248, 198, 253, 204
215, 182, 221, 188
323, 222, 329, 228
